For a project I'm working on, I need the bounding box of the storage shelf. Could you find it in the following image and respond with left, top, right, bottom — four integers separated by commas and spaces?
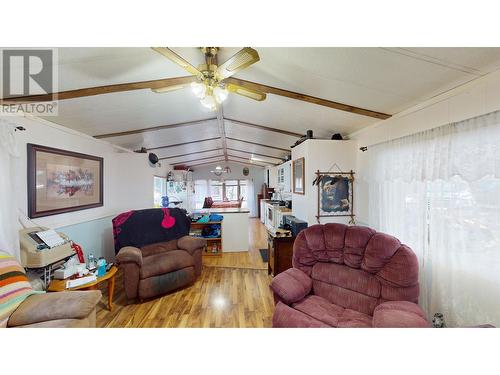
191, 221, 223, 226
191, 218, 223, 256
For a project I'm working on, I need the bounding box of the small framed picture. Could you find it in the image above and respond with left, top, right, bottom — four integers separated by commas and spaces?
27, 144, 103, 218
293, 157, 305, 195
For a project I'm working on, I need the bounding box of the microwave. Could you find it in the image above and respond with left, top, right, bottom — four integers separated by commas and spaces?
266, 204, 293, 229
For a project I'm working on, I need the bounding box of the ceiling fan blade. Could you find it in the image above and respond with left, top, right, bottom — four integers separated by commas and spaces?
215, 47, 260, 80
151, 82, 191, 93
226, 83, 266, 101
152, 47, 204, 78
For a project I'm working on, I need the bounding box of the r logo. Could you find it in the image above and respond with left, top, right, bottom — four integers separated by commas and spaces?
1, 49, 54, 99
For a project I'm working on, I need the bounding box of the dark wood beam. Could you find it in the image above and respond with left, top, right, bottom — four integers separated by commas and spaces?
224, 77, 391, 120
172, 155, 225, 165
94, 118, 217, 139
225, 136, 290, 153
159, 148, 222, 161
147, 137, 220, 151
224, 118, 303, 137
226, 147, 286, 161
0, 76, 197, 103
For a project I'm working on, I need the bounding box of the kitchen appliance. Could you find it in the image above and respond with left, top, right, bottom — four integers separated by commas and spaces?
283, 216, 308, 237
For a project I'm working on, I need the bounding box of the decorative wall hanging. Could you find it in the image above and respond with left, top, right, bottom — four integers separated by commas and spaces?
27, 144, 103, 218
292, 157, 305, 194
242, 167, 249, 176
314, 168, 355, 224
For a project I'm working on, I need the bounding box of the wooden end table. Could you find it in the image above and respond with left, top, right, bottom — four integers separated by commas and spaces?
47, 266, 118, 311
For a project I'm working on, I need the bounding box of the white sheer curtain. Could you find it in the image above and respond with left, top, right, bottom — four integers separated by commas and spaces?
245, 179, 256, 217
367, 110, 500, 327
0, 119, 20, 259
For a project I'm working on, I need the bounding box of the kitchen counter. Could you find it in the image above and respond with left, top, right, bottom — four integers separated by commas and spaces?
192, 208, 250, 214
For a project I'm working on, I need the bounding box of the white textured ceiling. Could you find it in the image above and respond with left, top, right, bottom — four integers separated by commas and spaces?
6, 47, 500, 166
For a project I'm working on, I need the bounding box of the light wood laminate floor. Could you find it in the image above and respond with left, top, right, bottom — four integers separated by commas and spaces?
96, 218, 274, 327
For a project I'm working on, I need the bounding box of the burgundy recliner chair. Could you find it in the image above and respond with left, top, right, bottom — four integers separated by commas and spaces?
271, 224, 430, 327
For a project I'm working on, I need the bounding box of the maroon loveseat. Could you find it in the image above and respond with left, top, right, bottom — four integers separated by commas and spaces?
270, 224, 429, 327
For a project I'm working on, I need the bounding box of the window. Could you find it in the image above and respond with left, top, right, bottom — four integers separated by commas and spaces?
194, 180, 208, 209
153, 176, 166, 207
366, 110, 500, 327
217, 179, 246, 201
211, 181, 223, 201
193, 179, 248, 203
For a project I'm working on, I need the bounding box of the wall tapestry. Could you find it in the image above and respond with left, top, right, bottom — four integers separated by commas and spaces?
314, 170, 355, 223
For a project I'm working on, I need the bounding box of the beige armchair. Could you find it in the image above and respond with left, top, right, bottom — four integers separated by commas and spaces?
7, 290, 101, 328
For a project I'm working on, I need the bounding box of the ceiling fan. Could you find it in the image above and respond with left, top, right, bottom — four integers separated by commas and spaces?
151, 47, 266, 110
0, 48, 391, 121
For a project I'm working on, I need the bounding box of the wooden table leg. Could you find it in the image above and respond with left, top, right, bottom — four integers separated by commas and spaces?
108, 274, 116, 311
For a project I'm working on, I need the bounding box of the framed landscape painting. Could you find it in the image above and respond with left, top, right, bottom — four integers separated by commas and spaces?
293, 157, 305, 194
27, 144, 103, 218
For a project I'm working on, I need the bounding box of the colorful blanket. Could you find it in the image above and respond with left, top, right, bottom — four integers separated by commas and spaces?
0, 252, 43, 328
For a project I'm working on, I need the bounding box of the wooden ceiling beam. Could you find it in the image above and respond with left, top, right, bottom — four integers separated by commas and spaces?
224, 77, 391, 120
147, 136, 221, 151
0, 75, 197, 103
226, 147, 286, 161
159, 148, 222, 160
94, 117, 217, 139
224, 117, 303, 137
225, 136, 290, 153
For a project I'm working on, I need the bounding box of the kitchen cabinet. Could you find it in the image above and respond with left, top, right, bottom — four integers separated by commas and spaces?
277, 161, 291, 192
267, 166, 278, 189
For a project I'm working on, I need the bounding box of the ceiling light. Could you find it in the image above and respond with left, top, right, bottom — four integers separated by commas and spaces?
250, 154, 265, 162
191, 82, 206, 98
215, 165, 222, 170
213, 86, 228, 104
200, 95, 216, 111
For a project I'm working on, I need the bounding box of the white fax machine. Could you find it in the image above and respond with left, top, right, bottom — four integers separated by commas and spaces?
19, 227, 75, 268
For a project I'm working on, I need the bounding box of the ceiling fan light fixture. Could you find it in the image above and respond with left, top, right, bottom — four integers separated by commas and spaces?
200, 95, 216, 111
191, 81, 206, 98
213, 86, 228, 103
